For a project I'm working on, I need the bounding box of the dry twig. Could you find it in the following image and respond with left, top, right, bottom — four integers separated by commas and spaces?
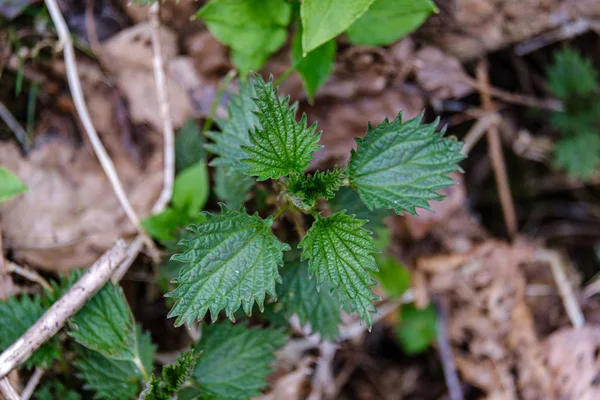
149, 1, 175, 215
460, 74, 562, 112
536, 249, 585, 328
476, 60, 518, 238
461, 112, 500, 155
0, 241, 128, 379
0, 378, 19, 400
6, 263, 52, 293
19, 367, 44, 400
0, 101, 29, 150
44, 0, 144, 235
435, 296, 464, 400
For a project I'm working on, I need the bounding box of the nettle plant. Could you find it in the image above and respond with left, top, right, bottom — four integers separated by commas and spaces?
166, 75, 465, 329
0, 75, 463, 399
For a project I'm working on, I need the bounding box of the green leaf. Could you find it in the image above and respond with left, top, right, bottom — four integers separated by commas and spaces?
166, 205, 291, 326
0, 167, 27, 203
547, 48, 598, 99
68, 282, 134, 359
299, 211, 379, 326
328, 186, 390, 234
205, 80, 259, 173
142, 208, 190, 242
75, 327, 155, 400
196, 0, 292, 75
214, 165, 255, 209
0, 295, 60, 369
193, 322, 286, 399
291, 26, 336, 102
554, 132, 600, 180
372, 255, 411, 298
140, 350, 198, 400
34, 381, 82, 400
346, 0, 437, 46
176, 118, 205, 173
243, 76, 322, 180
348, 113, 464, 215
300, 0, 375, 53
396, 304, 437, 355
75, 348, 141, 400
172, 161, 210, 217
136, 327, 156, 382
277, 257, 341, 339
285, 168, 345, 210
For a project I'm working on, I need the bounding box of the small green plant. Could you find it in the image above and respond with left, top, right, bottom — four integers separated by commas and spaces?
547, 47, 600, 180
197, 0, 437, 99
0, 75, 461, 399
165, 74, 464, 330
0, 166, 27, 202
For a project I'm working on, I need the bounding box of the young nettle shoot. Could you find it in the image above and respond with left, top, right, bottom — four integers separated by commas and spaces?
167, 75, 465, 329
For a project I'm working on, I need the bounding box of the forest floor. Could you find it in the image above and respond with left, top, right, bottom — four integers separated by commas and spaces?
1, 1, 600, 399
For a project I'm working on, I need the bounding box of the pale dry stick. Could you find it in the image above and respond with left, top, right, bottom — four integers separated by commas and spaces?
111, 234, 145, 283
44, 0, 144, 234
0, 377, 19, 400
149, 1, 175, 215
459, 74, 563, 112
476, 61, 518, 238
7, 262, 52, 293
461, 112, 500, 155
0, 101, 29, 150
338, 291, 414, 341
536, 249, 585, 328
435, 296, 464, 400
515, 18, 600, 56
0, 241, 128, 379
19, 367, 44, 400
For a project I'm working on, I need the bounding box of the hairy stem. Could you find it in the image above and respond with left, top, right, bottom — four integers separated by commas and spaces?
203, 69, 237, 132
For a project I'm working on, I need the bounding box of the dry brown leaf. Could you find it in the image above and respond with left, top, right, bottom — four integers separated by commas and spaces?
419, 240, 556, 398
101, 23, 195, 130
0, 137, 162, 273
538, 326, 600, 400
413, 47, 472, 100
422, 0, 600, 60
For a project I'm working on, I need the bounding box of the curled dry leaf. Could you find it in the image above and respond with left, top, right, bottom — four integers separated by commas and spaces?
413, 46, 472, 101
101, 23, 195, 131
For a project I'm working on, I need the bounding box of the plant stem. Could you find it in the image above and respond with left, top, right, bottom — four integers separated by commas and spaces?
272, 203, 290, 221
203, 69, 237, 132
274, 64, 297, 87
289, 210, 307, 238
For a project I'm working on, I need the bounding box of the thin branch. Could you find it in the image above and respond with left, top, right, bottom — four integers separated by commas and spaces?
434, 296, 464, 400
149, 1, 175, 215
0, 101, 30, 150
460, 74, 562, 112
44, 0, 144, 233
476, 61, 518, 238
536, 249, 585, 328
20, 368, 44, 400
0, 241, 128, 379
0, 378, 19, 400
110, 234, 145, 283
6, 262, 52, 293
461, 112, 500, 155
